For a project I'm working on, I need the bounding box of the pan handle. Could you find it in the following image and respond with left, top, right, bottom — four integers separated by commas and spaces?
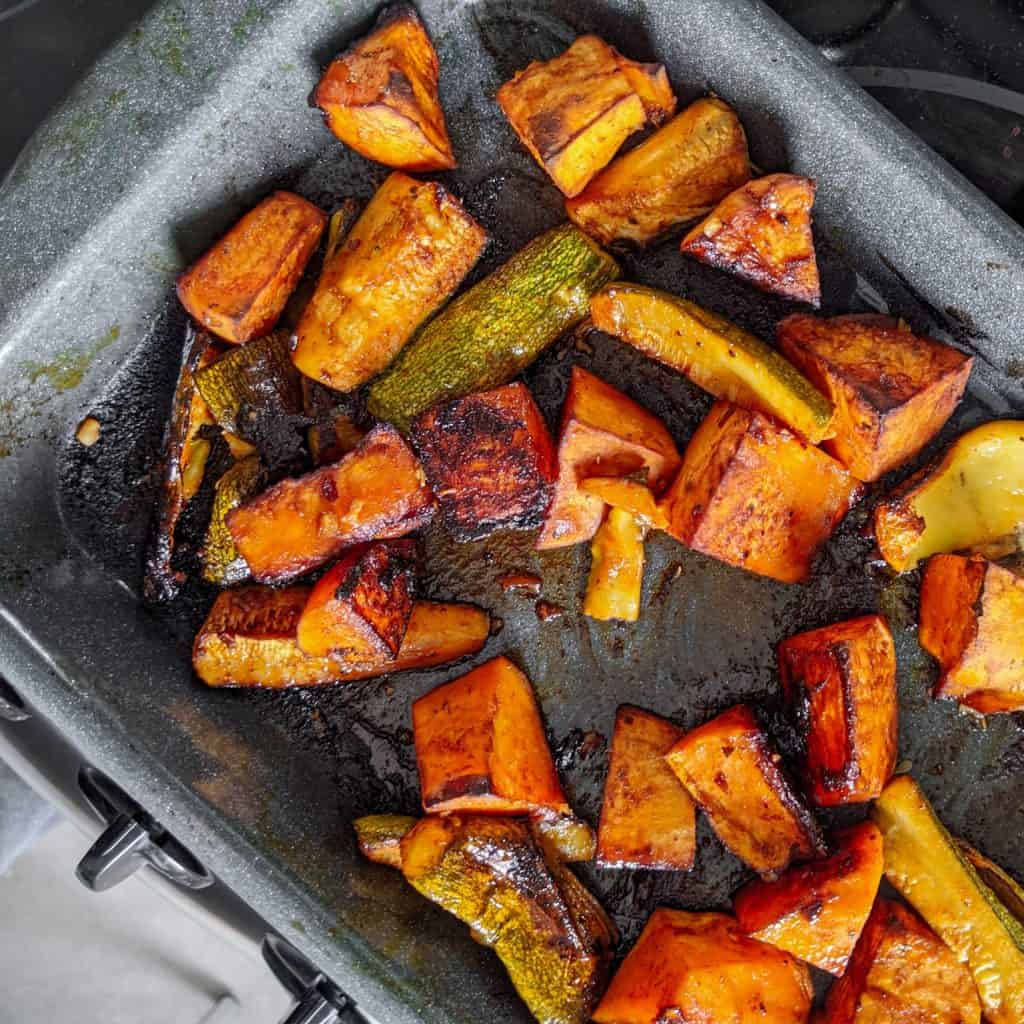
263, 934, 369, 1024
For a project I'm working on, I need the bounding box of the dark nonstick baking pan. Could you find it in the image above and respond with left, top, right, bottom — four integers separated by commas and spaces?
2, 1, 1024, 1021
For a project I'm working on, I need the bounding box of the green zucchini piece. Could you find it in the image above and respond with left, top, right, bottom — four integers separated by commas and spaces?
201, 456, 264, 586
959, 839, 1024, 927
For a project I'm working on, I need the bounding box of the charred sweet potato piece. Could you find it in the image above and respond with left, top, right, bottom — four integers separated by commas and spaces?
353, 813, 417, 868
538, 367, 680, 550
612, 51, 675, 125
193, 589, 490, 688
410, 382, 557, 541
296, 540, 417, 659
596, 706, 695, 871
566, 97, 750, 246
313, 4, 455, 172
292, 171, 486, 391
919, 554, 1024, 713
177, 191, 326, 345
579, 477, 668, 530
816, 899, 981, 1024
777, 314, 973, 481
734, 821, 883, 975
593, 908, 813, 1024
777, 614, 898, 804
681, 173, 820, 306
412, 656, 570, 816
660, 401, 860, 584
665, 704, 825, 879
226, 424, 434, 583
583, 508, 645, 621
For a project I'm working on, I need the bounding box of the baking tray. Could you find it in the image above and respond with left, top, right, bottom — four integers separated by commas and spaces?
1, 1, 1024, 1021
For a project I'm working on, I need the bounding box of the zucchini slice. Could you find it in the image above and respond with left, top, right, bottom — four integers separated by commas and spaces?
201, 456, 263, 586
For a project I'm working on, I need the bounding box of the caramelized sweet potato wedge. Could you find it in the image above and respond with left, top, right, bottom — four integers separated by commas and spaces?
596, 706, 695, 871
353, 813, 417, 868
538, 367, 681, 550
292, 171, 486, 391
313, 3, 456, 172
410, 382, 557, 541
226, 424, 434, 583
681, 173, 820, 306
296, 540, 417, 659
193, 588, 490, 688
177, 191, 326, 345
919, 554, 1024, 713
777, 314, 973, 481
735, 821, 883, 975
583, 508, 645, 621
412, 656, 570, 816
593, 908, 813, 1024
567, 97, 750, 246
665, 704, 825, 879
778, 614, 898, 804
660, 400, 860, 584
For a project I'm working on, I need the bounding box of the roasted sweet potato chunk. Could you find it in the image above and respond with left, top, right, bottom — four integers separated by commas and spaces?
296, 540, 417, 659
410, 382, 557, 541
816, 899, 981, 1024
777, 314, 973, 481
583, 508, 645, 622
612, 52, 675, 125
778, 614, 898, 804
226, 424, 434, 583
412, 656, 570, 816
593, 908, 813, 1024
538, 367, 680, 550
313, 4, 455, 172
596, 706, 695, 870
193, 588, 490, 688
681, 173, 820, 306
665, 704, 825, 879
734, 821, 883, 975
660, 401, 860, 584
919, 554, 1024, 713
177, 191, 326, 345
292, 171, 486, 391
353, 813, 417, 868
566, 97, 750, 246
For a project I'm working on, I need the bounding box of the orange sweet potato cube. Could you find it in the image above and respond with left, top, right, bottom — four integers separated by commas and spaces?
734, 821, 883, 975
777, 614, 898, 805
177, 191, 326, 345
593, 909, 813, 1024
412, 656, 571, 816
665, 704, 825, 879
596, 706, 695, 870
919, 554, 1024, 714
660, 401, 860, 584
777, 314, 973, 481
538, 366, 680, 550
612, 51, 676, 125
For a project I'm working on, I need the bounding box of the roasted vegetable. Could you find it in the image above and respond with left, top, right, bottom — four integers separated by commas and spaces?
612, 51, 675, 125
593, 908, 813, 1024
665, 704, 825, 879
816, 898, 982, 1024
591, 283, 833, 442
354, 813, 417, 868
144, 329, 220, 603
296, 540, 417, 659
538, 366, 680, 550
410, 382, 557, 541
566, 98, 750, 246
400, 815, 616, 1024
412, 656, 570, 816
583, 508, 645, 621
367, 224, 619, 431
313, 4, 456, 172
177, 191, 326, 345
596, 705, 695, 871
777, 614, 898, 805
293, 171, 486, 392
193, 588, 489, 688
734, 821, 883, 975
302, 378, 366, 467
777, 314, 973, 481
681, 173, 820, 306
201, 455, 264, 586
958, 841, 1024, 925
226, 424, 434, 583
660, 400, 859, 584
919, 554, 1024, 713
874, 420, 1024, 571
578, 476, 667, 530
532, 814, 597, 864
873, 775, 1024, 1024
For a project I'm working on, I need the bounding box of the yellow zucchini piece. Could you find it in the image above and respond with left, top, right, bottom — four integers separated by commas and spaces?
583, 508, 645, 622
959, 840, 1024, 927
579, 476, 668, 530
354, 814, 418, 868
201, 456, 263, 586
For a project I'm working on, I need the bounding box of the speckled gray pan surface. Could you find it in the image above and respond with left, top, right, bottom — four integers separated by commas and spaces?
1, 1, 1023, 1021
